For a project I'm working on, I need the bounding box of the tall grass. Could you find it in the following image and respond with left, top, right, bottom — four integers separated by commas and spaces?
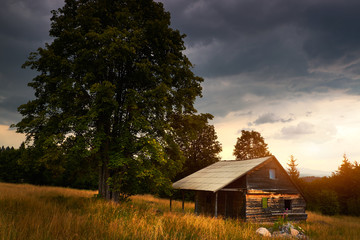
0, 183, 359, 239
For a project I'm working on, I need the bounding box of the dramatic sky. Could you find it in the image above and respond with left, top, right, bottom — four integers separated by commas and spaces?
2, 0, 360, 175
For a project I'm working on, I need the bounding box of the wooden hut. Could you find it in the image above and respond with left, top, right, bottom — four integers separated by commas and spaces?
172, 156, 307, 222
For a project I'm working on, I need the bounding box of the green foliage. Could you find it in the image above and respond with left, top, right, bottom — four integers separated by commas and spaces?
346, 198, 360, 216
15, 0, 203, 200
318, 190, 340, 216
233, 130, 271, 160
172, 114, 222, 181
0, 144, 98, 189
0, 146, 22, 182
300, 154, 360, 216
273, 212, 288, 230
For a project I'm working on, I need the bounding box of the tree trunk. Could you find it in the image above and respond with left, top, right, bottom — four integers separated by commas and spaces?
98, 161, 111, 200
97, 114, 114, 201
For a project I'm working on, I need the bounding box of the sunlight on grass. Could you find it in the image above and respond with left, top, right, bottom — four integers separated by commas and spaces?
0, 182, 359, 239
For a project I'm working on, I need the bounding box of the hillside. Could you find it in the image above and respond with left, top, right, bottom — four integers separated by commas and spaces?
1, 183, 359, 239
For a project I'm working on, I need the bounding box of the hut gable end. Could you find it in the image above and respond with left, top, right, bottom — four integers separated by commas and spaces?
246, 158, 300, 194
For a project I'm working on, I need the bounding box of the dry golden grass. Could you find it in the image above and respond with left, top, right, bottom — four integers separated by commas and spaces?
0, 182, 359, 239
301, 211, 360, 240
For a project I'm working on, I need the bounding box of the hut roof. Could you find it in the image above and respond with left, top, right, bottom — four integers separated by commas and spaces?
172, 156, 273, 192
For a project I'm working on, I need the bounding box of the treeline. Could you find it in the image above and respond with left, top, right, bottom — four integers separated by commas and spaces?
0, 144, 98, 189
298, 154, 360, 216
0, 122, 222, 192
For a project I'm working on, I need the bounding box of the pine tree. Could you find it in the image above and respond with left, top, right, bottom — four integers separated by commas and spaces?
287, 155, 300, 181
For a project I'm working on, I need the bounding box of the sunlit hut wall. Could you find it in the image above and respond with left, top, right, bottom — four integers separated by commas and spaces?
173, 156, 307, 222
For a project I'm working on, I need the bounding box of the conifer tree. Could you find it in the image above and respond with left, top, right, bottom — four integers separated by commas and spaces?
287, 155, 300, 181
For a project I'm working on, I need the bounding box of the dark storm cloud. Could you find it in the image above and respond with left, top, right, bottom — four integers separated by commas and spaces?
302, 1, 360, 68
162, 0, 360, 77
160, 0, 360, 116
161, 0, 309, 78
2, 0, 360, 125
0, 0, 64, 124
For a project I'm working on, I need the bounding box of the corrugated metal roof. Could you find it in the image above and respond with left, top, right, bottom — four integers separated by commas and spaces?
172, 156, 272, 192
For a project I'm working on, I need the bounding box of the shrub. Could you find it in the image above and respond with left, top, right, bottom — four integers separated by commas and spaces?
318, 190, 340, 215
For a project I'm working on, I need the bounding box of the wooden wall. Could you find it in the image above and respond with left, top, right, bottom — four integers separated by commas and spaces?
223, 175, 246, 189
246, 192, 307, 222
196, 190, 246, 218
246, 159, 300, 194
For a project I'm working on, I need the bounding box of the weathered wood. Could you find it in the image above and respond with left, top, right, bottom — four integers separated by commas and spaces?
175, 157, 307, 222
182, 191, 184, 212
224, 192, 227, 218
224, 175, 247, 189
246, 160, 300, 194
215, 192, 218, 218
245, 191, 306, 222
170, 196, 172, 212
220, 188, 246, 192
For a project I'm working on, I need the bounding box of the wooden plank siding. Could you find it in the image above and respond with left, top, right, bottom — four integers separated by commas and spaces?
246, 160, 300, 194
223, 175, 246, 189
196, 191, 246, 218
244, 159, 307, 222
245, 193, 307, 222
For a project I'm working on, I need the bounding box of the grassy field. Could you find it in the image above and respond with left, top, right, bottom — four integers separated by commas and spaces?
0, 183, 360, 239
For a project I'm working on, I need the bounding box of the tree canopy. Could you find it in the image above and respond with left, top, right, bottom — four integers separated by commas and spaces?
15, 0, 203, 201
233, 130, 271, 160
299, 154, 360, 216
172, 113, 222, 180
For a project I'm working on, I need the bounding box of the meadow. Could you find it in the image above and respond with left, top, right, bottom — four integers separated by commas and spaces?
0, 183, 359, 239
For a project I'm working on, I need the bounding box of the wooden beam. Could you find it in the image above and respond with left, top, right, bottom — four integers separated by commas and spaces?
169, 196, 172, 212
224, 192, 227, 218
195, 192, 198, 214
215, 192, 218, 218
182, 191, 185, 212
220, 188, 246, 192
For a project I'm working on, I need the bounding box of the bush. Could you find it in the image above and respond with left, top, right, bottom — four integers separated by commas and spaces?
318, 190, 340, 215
347, 198, 360, 216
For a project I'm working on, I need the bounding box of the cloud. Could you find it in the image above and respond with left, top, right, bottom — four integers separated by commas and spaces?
281, 122, 315, 136
0, 0, 64, 125
0, 124, 24, 148
160, 0, 360, 118
252, 113, 294, 126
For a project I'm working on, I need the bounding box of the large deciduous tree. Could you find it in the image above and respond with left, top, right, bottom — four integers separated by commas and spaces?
172, 113, 222, 180
15, 0, 203, 201
233, 130, 271, 160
